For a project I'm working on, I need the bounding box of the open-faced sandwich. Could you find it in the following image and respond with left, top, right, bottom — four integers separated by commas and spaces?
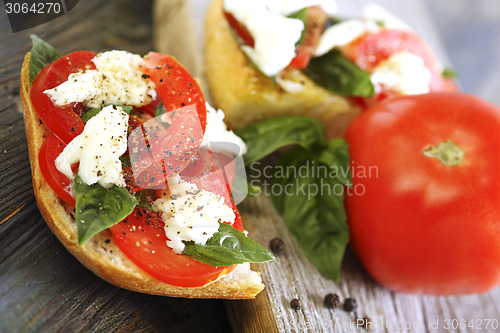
205, 0, 457, 137
20, 36, 274, 299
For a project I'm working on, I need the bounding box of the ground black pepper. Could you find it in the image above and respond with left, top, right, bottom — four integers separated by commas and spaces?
343, 298, 358, 312
269, 237, 284, 254
323, 293, 340, 309
290, 298, 300, 310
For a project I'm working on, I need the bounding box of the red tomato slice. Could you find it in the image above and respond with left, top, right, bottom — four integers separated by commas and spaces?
344, 29, 457, 96
288, 6, 326, 70
110, 199, 243, 287
38, 133, 75, 207
30, 51, 97, 144
224, 11, 255, 47
141, 52, 207, 130
128, 53, 207, 186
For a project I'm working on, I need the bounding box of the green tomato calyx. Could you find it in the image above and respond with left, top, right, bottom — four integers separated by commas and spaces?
422, 140, 465, 166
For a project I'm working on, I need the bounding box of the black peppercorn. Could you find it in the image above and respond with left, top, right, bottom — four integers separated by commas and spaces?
290, 298, 300, 310
343, 297, 358, 312
324, 293, 340, 308
269, 237, 284, 254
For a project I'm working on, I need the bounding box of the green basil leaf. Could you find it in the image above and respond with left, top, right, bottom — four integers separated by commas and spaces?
236, 116, 325, 164
81, 108, 101, 123
74, 175, 137, 245
316, 138, 352, 186
247, 182, 261, 197
134, 189, 158, 211
154, 103, 167, 117
287, 8, 308, 46
271, 145, 310, 213
183, 222, 275, 266
305, 49, 375, 97
280, 159, 349, 281
119, 105, 133, 114
270, 140, 351, 281
82, 105, 133, 123
29, 35, 60, 84
237, 115, 352, 281
120, 155, 132, 167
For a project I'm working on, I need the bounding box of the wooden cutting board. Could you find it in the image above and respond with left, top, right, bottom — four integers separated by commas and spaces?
153, 0, 500, 332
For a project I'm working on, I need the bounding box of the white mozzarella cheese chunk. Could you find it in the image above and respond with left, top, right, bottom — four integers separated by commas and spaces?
55, 105, 129, 188
224, 0, 304, 77
202, 103, 247, 156
44, 50, 156, 108
315, 19, 376, 57
370, 51, 432, 95
153, 179, 235, 254
315, 4, 412, 57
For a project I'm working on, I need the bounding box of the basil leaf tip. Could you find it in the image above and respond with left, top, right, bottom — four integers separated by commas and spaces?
28, 35, 61, 84
183, 222, 275, 266
74, 175, 137, 245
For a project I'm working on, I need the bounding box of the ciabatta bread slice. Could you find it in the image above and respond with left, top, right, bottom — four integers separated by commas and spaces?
20, 52, 264, 299
204, 0, 362, 138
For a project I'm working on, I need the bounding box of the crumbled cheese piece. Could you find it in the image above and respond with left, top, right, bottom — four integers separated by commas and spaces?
153, 179, 235, 254
370, 51, 432, 95
314, 4, 412, 57
44, 50, 156, 108
55, 105, 129, 188
202, 103, 247, 156
224, 0, 304, 76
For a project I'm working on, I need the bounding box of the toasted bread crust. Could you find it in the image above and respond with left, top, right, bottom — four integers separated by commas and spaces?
204, 0, 362, 138
20, 52, 264, 299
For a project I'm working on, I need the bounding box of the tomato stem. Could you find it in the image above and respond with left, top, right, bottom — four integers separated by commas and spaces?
422, 140, 465, 166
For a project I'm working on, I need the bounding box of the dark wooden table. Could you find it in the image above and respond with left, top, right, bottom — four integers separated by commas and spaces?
0, 1, 232, 331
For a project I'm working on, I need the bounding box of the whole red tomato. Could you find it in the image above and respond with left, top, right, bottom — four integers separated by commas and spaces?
345, 93, 500, 295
